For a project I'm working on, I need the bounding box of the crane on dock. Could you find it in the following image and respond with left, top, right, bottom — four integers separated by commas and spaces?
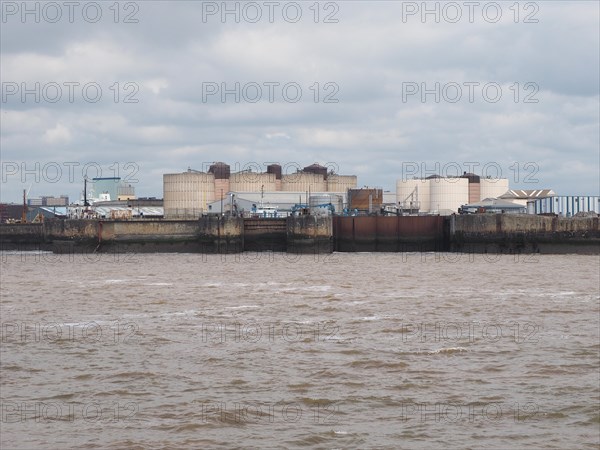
399, 186, 420, 215
21, 184, 32, 223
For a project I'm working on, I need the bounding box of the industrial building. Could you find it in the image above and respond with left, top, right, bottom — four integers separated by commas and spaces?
26, 206, 68, 221
206, 191, 345, 217
348, 189, 384, 213
27, 195, 69, 207
67, 198, 164, 220
529, 196, 600, 216
0, 204, 26, 223
88, 177, 136, 203
459, 198, 527, 214
163, 163, 357, 218
396, 173, 509, 215
499, 189, 556, 206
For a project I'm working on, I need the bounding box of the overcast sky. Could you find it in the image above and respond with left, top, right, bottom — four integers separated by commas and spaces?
1, 0, 598, 202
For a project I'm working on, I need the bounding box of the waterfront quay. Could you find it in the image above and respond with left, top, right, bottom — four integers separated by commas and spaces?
1, 215, 598, 255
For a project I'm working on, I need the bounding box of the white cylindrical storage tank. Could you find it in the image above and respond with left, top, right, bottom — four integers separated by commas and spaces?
429, 178, 469, 214
396, 179, 430, 212
332, 194, 343, 214
479, 178, 509, 200
308, 194, 344, 214
309, 194, 342, 215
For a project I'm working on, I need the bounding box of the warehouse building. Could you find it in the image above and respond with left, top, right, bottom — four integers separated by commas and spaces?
206, 191, 346, 217
499, 189, 555, 206
459, 198, 527, 214
163, 163, 357, 218
27, 195, 69, 207
529, 196, 600, 216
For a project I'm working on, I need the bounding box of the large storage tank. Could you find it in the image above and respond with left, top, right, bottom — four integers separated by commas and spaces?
163, 172, 215, 218
208, 162, 230, 179
309, 194, 343, 215
396, 179, 430, 212
230, 172, 277, 192
326, 175, 357, 193
429, 178, 469, 213
209, 162, 230, 200
479, 178, 509, 200
281, 173, 327, 192
267, 164, 283, 191
461, 173, 481, 203
303, 163, 328, 177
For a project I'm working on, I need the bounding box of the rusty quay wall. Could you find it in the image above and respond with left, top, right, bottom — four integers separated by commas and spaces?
333, 216, 446, 252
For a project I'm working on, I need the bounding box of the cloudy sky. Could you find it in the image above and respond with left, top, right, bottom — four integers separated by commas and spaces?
1, 0, 598, 202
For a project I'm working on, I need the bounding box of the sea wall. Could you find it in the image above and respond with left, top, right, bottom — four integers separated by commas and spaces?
287, 215, 333, 253
0, 223, 45, 245
243, 218, 287, 252
1, 214, 598, 254
0, 218, 244, 253
333, 216, 446, 252
449, 214, 600, 254
98, 217, 243, 253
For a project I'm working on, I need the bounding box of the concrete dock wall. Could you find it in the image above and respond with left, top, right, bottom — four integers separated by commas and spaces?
0, 223, 45, 245
1, 214, 598, 254
450, 214, 600, 254
287, 215, 333, 253
244, 218, 287, 252
0, 218, 244, 253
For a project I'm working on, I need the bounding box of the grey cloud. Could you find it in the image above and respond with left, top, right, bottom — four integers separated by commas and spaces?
1, 0, 598, 202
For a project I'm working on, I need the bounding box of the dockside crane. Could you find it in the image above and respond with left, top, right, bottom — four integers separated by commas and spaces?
400, 185, 420, 215
21, 183, 32, 223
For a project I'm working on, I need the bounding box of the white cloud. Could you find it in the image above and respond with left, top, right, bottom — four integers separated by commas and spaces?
265, 132, 291, 140
0, 1, 598, 201
144, 78, 169, 95
42, 123, 71, 144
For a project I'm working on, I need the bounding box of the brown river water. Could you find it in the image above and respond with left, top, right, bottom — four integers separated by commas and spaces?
1, 251, 599, 449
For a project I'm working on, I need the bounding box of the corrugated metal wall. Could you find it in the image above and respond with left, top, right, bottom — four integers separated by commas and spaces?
534, 196, 600, 216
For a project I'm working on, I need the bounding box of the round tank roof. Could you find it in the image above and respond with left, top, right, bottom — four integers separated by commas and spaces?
460, 172, 481, 183
208, 162, 231, 179
303, 163, 328, 177
267, 164, 282, 180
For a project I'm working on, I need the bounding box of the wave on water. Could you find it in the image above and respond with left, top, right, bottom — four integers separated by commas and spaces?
427, 347, 469, 354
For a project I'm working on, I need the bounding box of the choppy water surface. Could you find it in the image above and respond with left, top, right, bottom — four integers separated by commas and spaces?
1, 252, 599, 449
